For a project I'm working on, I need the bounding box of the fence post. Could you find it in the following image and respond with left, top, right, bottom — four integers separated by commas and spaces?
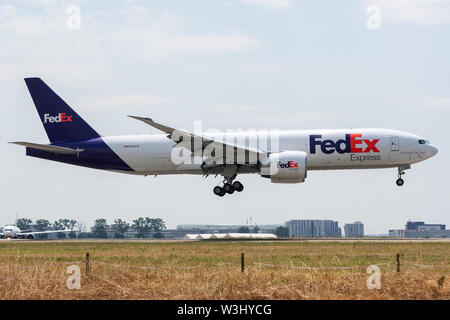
86, 252, 90, 275
396, 254, 400, 273
438, 276, 445, 289
241, 252, 245, 273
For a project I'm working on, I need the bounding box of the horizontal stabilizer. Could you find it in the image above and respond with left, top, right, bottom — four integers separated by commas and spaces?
9, 142, 84, 155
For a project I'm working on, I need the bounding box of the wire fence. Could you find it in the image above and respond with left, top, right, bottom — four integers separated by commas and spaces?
252, 262, 392, 270
0, 253, 447, 272
92, 260, 236, 270
403, 261, 450, 269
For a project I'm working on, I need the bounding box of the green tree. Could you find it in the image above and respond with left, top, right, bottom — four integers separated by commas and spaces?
275, 226, 289, 237
113, 219, 130, 238
238, 226, 251, 233
35, 219, 51, 231
252, 225, 260, 233
53, 219, 77, 231
92, 219, 108, 238
16, 218, 32, 230
148, 218, 166, 232
67, 219, 78, 230
132, 217, 150, 238
53, 220, 65, 231
132, 217, 167, 238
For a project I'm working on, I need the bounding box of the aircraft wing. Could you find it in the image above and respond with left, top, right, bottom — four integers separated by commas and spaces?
18, 230, 74, 236
128, 116, 266, 164
9, 142, 84, 155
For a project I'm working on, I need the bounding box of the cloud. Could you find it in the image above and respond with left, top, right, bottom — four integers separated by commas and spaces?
81, 93, 174, 111
254, 111, 340, 128
241, 0, 294, 9
365, 0, 450, 25
200, 104, 340, 129
0, 4, 260, 64
390, 96, 450, 109
423, 97, 450, 108
205, 104, 267, 113
0, 3, 260, 99
117, 29, 259, 59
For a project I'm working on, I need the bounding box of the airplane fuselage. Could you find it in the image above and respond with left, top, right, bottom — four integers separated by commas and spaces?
26, 128, 437, 175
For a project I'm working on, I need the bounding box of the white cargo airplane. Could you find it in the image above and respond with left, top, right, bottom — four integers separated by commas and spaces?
0, 225, 71, 240
11, 78, 438, 197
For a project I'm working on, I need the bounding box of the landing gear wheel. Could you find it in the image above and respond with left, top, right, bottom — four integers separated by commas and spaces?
232, 181, 244, 192
213, 186, 226, 197
396, 178, 404, 186
223, 183, 233, 194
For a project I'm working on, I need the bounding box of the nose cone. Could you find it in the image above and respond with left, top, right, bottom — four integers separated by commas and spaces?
429, 145, 438, 157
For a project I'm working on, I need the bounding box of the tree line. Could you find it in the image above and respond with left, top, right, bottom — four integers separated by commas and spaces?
91, 217, 166, 238
12, 217, 167, 239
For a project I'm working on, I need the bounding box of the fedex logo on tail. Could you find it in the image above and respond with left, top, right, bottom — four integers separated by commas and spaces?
43, 113, 73, 124
310, 134, 380, 154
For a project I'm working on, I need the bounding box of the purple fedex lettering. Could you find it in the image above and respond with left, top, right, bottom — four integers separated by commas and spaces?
310, 134, 379, 154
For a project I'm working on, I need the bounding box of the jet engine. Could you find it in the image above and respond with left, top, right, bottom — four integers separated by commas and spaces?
260, 151, 307, 183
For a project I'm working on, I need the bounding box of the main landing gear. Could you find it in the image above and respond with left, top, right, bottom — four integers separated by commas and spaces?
396, 165, 410, 187
213, 180, 244, 197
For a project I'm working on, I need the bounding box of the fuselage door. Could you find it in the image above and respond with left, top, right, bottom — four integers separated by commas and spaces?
390, 137, 399, 151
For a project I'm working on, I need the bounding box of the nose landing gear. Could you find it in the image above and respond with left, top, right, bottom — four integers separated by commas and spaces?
396, 165, 410, 186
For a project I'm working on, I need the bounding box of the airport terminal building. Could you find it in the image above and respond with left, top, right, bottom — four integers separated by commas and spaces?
389, 221, 450, 238
176, 224, 282, 235
286, 220, 341, 238
344, 222, 364, 237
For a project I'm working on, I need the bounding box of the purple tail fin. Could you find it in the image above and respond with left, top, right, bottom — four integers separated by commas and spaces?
24, 78, 100, 143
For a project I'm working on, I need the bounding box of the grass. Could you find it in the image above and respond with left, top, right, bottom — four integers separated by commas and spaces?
0, 240, 448, 299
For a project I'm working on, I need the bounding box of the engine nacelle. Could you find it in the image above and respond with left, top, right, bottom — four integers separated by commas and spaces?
260, 151, 307, 183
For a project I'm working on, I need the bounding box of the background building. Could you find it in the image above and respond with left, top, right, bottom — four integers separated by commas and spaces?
388, 221, 449, 238
344, 221, 364, 237
176, 224, 282, 235
388, 229, 405, 237
404, 221, 449, 238
286, 220, 341, 237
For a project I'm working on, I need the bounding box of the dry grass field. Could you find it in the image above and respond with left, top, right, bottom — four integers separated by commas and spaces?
0, 240, 448, 300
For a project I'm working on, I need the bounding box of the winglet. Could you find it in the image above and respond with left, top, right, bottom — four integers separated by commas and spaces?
128, 115, 175, 134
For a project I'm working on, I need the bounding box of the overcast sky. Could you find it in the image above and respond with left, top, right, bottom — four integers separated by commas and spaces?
1, 0, 449, 234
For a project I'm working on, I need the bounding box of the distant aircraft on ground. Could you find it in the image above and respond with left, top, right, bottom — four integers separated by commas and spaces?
11, 78, 438, 197
0, 225, 72, 239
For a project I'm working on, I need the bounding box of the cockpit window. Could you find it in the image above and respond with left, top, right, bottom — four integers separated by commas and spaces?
418, 139, 430, 144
